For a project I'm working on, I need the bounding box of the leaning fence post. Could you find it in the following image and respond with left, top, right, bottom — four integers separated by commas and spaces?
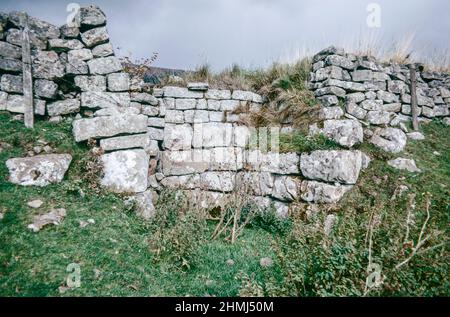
408, 63, 420, 132
20, 12, 34, 129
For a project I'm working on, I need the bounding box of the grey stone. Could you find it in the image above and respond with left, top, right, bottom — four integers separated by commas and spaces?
0, 41, 21, 60
323, 79, 366, 92
48, 39, 84, 51
34, 79, 58, 99
220, 99, 241, 111
205, 89, 231, 100
387, 158, 421, 173
91, 43, 114, 57
131, 92, 158, 105
300, 180, 353, 204
74, 75, 106, 92
346, 92, 365, 103
100, 134, 152, 152
232, 90, 263, 103
163, 86, 203, 99
129, 190, 155, 221
360, 99, 383, 111
377, 90, 399, 103
319, 106, 344, 120
192, 122, 233, 148
388, 80, 408, 94
65, 58, 88, 75
81, 91, 130, 108
47, 99, 80, 116
187, 82, 209, 91
366, 111, 391, 125
68, 48, 93, 62
161, 150, 209, 176
81, 26, 109, 47
79, 5, 107, 27
9, 11, 60, 39
325, 54, 355, 70
72, 115, 148, 142
94, 107, 139, 117
142, 105, 159, 116
433, 106, 449, 117
100, 149, 148, 193
314, 66, 344, 81
201, 172, 235, 192
27, 199, 44, 209
87, 57, 122, 75
345, 102, 367, 120
300, 150, 362, 184
165, 110, 184, 123
147, 117, 165, 128
0, 57, 22, 72
271, 176, 299, 202
6, 154, 72, 186
351, 70, 373, 82
247, 151, 300, 174
163, 124, 193, 150
32, 51, 65, 80
314, 86, 346, 97
60, 24, 80, 38
0, 91, 7, 110
322, 119, 364, 147
148, 127, 164, 141
318, 95, 339, 107
407, 132, 425, 140
382, 103, 402, 112
370, 127, 407, 153
107, 73, 130, 92
6, 28, 46, 49
1, 74, 22, 93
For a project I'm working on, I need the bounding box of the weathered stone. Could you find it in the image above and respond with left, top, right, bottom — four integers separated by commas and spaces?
325, 54, 355, 70
360, 99, 383, 111
271, 176, 299, 202
32, 51, 65, 80
163, 86, 203, 99
6, 154, 72, 186
34, 79, 58, 99
387, 158, 421, 173
47, 99, 80, 116
142, 105, 159, 116
407, 132, 425, 140
0, 91, 7, 110
74, 75, 106, 92
68, 48, 93, 62
100, 149, 148, 193
313, 46, 345, 62
130, 190, 155, 221
147, 117, 165, 128
65, 58, 88, 75
48, 39, 84, 51
6, 28, 46, 49
346, 92, 365, 103
130, 92, 158, 105
72, 115, 148, 142
184, 110, 210, 123
79, 5, 107, 27
220, 99, 241, 111
314, 66, 344, 81
0, 57, 22, 72
318, 95, 339, 107
9, 11, 60, 39
81, 26, 109, 47
366, 111, 391, 125
345, 102, 367, 120
210, 147, 244, 171
319, 106, 344, 120
81, 91, 130, 108
27, 199, 44, 209
160, 174, 201, 190
421, 106, 435, 118
388, 80, 408, 94
351, 70, 373, 82
314, 86, 346, 97
439, 87, 450, 98
300, 180, 353, 204
200, 172, 235, 192
382, 103, 402, 112
91, 43, 114, 57
247, 151, 300, 174
232, 90, 263, 103
161, 150, 209, 176
87, 56, 122, 75
205, 89, 231, 100
1, 74, 22, 93
192, 122, 233, 148
148, 127, 164, 141
433, 106, 449, 117
300, 150, 362, 184
163, 124, 193, 150
0, 41, 21, 60
187, 82, 209, 91
165, 110, 184, 123
323, 79, 366, 92
107, 73, 130, 92
100, 133, 152, 152
322, 119, 363, 147
94, 106, 139, 117
370, 128, 407, 153
60, 24, 80, 38
377, 90, 399, 103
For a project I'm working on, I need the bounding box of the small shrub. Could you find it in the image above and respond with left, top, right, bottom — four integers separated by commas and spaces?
280, 131, 341, 153
250, 207, 292, 236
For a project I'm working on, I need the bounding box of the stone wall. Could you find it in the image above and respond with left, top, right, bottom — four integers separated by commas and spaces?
309, 46, 450, 127
2, 7, 449, 219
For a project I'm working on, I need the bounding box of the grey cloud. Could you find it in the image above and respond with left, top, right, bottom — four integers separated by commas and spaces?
1, 0, 448, 70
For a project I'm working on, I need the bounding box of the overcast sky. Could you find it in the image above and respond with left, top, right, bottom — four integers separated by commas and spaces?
1, 0, 449, 71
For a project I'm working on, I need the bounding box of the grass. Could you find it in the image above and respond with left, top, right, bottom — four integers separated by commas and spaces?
0, 111, 448, 296
0, 112, 277, 296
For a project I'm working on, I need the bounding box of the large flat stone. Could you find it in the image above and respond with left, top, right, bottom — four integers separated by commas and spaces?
100, 149, 148, 193
6, 154, 72, 187
72, 115, 148, 142
300, 180, 353, 203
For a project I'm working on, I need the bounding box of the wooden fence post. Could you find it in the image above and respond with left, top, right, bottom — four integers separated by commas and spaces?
20, 12, 34, 129
409, 63, 420, 132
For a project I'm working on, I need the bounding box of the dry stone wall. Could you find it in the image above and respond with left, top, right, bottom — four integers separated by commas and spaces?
2, 7, 449, 219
